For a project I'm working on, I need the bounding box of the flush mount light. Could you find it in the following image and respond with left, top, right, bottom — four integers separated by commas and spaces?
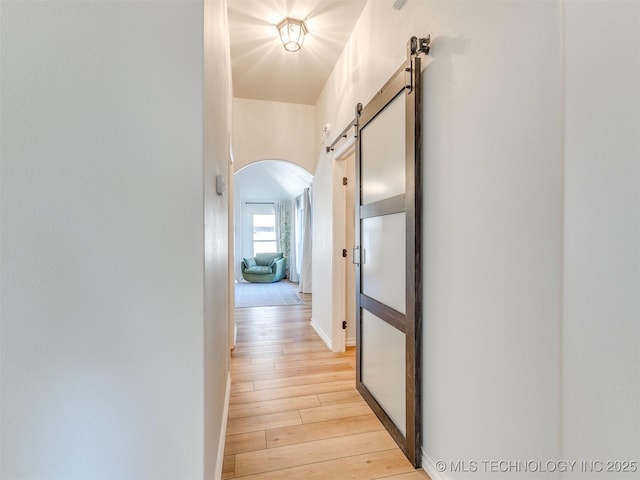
392, 0, 408, 9
277, 17, 308, 52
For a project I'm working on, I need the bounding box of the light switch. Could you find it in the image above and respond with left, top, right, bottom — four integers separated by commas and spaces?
216, 175, 225, 196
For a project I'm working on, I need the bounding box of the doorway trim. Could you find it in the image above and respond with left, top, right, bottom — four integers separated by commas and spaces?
330, 136, 357, 352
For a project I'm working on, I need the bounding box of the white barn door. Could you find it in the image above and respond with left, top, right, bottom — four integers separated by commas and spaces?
354, 36, 430, 468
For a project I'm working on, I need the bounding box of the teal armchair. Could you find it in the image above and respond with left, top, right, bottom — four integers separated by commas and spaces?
241, 252, 287, 283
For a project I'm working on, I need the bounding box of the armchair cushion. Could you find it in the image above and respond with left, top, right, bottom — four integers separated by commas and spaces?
244, 266, 272, 274
255, 252, 283, 266
243, 256, 257, 268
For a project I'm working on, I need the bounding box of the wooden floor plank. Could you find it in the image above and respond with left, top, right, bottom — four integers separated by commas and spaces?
233, 337, 297, 348
230, 362, 275, 375
224, 431, 266, 455
222, 455, 235, 480
299, 401, 372, 424
253, 370, 354, 390
265, 414, 383, 449
281, 343, 333, 354
228, 394, 321, 419
274, 355, 356, 370
230, 379, 354, 405
377, 471, 433, 479
231, 361, 353, 383
251, 349, 354, 365
230, 381, 254, 394
233, 449, 415, 480
234, 430, 397, 477
226, 410, 301, 436
229, 357, 252, 367
317, 389, 364, 406
231, 344, 295, 357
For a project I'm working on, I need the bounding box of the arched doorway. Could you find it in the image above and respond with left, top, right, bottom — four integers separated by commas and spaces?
230, 160, 313, 343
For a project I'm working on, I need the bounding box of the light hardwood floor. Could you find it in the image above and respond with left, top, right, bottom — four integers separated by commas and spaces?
223, 291, 431, 479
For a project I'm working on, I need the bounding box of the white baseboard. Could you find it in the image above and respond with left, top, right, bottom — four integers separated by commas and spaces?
422, 448, 449, 480
215, 372, 232, 480
310, 317, 332, 350
346, 336, 356, 347
233, 323, 237, 349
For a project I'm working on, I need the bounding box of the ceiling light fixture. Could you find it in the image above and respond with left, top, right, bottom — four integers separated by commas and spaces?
277, 18, 307, 52
392, 0, 408, 10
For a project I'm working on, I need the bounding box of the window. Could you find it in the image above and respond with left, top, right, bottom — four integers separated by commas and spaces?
253, 213, 276, 255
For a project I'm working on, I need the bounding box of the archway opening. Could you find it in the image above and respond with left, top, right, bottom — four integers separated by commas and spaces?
233, 160, 313, 309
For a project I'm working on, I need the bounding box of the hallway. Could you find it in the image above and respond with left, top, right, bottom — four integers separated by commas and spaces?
223, 295, 430, 479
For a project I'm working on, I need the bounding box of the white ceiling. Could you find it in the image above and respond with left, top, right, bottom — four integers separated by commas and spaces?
235, 160, 313, 201
228, 0, 367, 105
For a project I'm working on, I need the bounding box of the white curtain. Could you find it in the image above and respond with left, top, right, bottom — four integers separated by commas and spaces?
299, 187, 312, 293
275, 202, 286, 254
275, 201, 293, 280
288, 198, 299, 283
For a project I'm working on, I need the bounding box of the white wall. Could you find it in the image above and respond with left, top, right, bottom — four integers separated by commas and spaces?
310, 149, 352, 351
204, 0, 233, 478
314, 1, 639, 478
311, 156, 336, 348
562, 1, 640, 473
419, 1, 563, 470
228, 170, 237, 350
234, 186, 244, 282
0, 1, 231, 478
232, 98, 315, 172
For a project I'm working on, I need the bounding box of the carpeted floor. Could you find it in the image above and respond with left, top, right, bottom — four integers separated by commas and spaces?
234, 280, 304, 308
